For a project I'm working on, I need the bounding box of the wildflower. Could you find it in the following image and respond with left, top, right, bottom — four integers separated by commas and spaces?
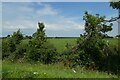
72, 68, 76, 73
33, 72, 38, 74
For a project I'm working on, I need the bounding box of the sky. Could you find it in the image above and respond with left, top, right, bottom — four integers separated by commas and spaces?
2, 2, 119, 37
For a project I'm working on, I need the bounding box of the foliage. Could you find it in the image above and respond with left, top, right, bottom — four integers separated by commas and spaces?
2, 22, 58, 64
62, 11, 120, 76
2, 29, 24, 60
110, 1, 120, 10
2, 38, 16, 59
110, 1, 120, 21
26, 22, 58, 64
11, 29, 23, 44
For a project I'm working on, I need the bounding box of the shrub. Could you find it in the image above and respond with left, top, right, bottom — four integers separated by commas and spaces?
2, 38, 16, 59
2, 29, 24, 60
11, 43, 27, 60
26, 41, 58, 64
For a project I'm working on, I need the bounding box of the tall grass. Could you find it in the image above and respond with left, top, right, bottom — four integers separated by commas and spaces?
2, 60, 117, 78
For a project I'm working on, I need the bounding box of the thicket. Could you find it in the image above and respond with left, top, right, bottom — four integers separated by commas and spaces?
2, 22, 58, 64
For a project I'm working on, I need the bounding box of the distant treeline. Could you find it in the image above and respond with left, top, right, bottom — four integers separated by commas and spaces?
1, 36, 119, 39
47, 37, 79, 39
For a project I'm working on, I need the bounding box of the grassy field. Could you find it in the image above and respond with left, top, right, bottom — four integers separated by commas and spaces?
2, 38, 119, 78
22, 38, 118, 53
48, 38, 118, 53
2, 60, 117, 78
48, 38, 77, 53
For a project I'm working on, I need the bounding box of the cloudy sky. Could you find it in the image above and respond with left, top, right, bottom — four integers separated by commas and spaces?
2, 2, 118, 37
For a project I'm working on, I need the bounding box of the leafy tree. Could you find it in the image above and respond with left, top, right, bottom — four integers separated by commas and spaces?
27, 22, 57, 64
30, 22, 47, 48
63, 11, 114, 69
11, 29, 23, 44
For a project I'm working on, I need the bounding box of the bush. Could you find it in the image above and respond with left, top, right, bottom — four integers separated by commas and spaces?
2, 29, 24, 60
26, 41, 58, 64
100, 45, 120, 75
2, 38, 16, 59
23, 22, 58, 64
11, 43, 27, 61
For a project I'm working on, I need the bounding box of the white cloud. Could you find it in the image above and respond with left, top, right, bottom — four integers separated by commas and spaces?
44, 15, 84, 31
36, 4, 58, 16
3, 20, 36, 30
2, 2, 84, 37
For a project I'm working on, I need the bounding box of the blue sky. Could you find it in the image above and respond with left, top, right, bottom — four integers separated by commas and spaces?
2, 2, 118, 37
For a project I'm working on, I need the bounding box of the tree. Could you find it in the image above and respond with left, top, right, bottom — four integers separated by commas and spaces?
31, 22, 47, 48
11, 29, 23, 44
63, 11, 114, 69
73, 11, 113, 51
27, 22, 57, 64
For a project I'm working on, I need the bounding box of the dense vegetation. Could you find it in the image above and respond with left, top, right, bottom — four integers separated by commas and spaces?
2, 22, 58, 64
1, 38, 119, 78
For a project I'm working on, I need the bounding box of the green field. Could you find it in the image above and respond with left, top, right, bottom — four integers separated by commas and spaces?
2, 60, 117, 78
48, 38, 77, 53
2, 38, 119, 78
48, 38, 118, 53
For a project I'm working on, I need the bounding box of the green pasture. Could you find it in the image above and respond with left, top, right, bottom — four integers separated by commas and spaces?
48, 38, 77, 53
21, 38, 119, 53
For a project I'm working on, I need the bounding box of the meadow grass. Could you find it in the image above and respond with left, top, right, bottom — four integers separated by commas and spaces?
21, 38, 119, 53
48, 38, 77, 53
2, 60, 117, 78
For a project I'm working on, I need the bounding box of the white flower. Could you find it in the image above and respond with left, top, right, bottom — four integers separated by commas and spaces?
72, 69, 76, 73
33, 72, 38, 74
